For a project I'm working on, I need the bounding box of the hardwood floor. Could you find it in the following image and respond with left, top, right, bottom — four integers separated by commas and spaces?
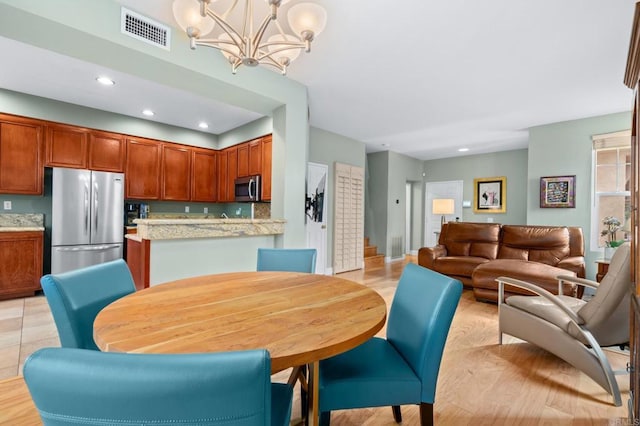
0, 257, 630, 425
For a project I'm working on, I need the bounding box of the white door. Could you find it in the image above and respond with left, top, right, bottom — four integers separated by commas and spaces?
306, 162, 329, 274
424, 180, 463, 247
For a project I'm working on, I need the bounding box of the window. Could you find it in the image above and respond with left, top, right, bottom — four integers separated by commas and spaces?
591, 131, 631, 251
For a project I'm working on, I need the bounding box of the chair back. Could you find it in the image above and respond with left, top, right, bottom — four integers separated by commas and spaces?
24, 347, 274, 426
577, 242, 631, 346
40, 259, 136, 350
256, 248, 317, 273
387, 263, 462, 403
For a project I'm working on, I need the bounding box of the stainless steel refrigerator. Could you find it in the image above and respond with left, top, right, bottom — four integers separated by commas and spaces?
51, 168, 125, 274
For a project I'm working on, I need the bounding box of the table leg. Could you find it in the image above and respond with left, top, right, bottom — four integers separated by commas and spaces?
307, 361, 320, 426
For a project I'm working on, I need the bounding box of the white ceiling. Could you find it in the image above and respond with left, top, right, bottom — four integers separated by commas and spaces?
0, 0, 636, 160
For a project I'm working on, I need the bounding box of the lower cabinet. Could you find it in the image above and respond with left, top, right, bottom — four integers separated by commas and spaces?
0, 231, 43, 299
126, 237, 150, 291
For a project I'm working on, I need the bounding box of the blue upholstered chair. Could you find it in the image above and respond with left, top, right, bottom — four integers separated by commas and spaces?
318, 263, 463, 426
40, 259, 136, 350
257, 248, 317, 273
24, 347, 293, 426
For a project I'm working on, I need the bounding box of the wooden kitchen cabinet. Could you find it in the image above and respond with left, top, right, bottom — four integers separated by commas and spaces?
217, 145, 238, 202
261, 135, 272, 201
217, 150, 229, 202
249, 138, 263, 176
161, 143, 191, 201
237, 138, 264, 178
88, 131, 125, 172
125, 137, 162, 200
45, 123, 88, 169
237, 142, 249, 178
0, 114, 44, 195
0, 231, 43, 299
191, 148, 217, 202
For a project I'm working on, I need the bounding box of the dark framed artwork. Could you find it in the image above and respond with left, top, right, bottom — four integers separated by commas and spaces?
473, 176, 506, 213
540, 175, 576, 208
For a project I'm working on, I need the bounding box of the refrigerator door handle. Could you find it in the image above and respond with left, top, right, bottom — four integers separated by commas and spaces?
54, 244, 121, 252
93, 179, 99, 236
84, 180, 90, 236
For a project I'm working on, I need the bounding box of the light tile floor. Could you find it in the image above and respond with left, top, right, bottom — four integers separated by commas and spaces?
0, 294, 59, 380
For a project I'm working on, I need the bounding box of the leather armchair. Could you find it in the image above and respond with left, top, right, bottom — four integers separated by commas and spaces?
24, 347, 293, 426
497, 243, 630, 406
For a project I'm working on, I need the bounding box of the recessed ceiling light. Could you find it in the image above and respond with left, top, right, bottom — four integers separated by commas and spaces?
198, 122, 209, 129
96, 76, 115, 86
381, 143, 390, 147
142, 109, 155, 117
458, 148, 469, 152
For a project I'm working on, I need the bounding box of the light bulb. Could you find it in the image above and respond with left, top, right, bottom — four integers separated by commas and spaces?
287, 3, 327, 39
172, 0, 215, 36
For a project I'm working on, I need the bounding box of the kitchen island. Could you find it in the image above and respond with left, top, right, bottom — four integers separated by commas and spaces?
126, 218, 286, 288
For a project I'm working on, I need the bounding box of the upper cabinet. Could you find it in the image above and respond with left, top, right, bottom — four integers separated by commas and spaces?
45, 124, 88, 169
191, 148, 218, 202
237, 137, 264, 178
237, 142, 249, 178
88, 131, 126, 172
248, 138, 263, 177
261, 135, 272, 201
125, 137, 162, 200
0, 114, 44, 195
46, 125, 126, 172
161, 143, 191, 201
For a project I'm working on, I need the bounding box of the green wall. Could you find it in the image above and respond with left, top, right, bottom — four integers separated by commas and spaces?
424, 149, 529, 226
366, 151, 424, 258
308, 127, 366, 271
528, 111, 631, 279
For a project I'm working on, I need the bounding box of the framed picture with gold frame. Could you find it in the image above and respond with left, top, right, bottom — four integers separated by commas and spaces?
473, 176, 506, 213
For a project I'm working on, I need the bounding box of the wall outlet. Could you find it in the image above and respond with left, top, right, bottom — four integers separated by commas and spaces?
204, 207, 208, 214
3, 201, 11, 210
185, 206, 190, 213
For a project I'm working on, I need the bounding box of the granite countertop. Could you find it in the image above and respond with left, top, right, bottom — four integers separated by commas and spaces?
134, 218, 286, 240
0, 213, 45, 232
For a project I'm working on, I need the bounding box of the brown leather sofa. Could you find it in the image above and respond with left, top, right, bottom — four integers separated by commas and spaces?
418, 222, 585, 302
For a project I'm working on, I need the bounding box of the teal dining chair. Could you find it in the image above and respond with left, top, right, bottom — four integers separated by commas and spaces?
318, 263, 463, 426
24, 347, 293, 426
256, 248, 317, 273
40, 259, 136, 350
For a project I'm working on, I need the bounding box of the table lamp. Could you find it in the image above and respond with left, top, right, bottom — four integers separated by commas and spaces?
432, 199, 455, 226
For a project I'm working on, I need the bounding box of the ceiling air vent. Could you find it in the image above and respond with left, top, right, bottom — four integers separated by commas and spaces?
121, 7, 171, 51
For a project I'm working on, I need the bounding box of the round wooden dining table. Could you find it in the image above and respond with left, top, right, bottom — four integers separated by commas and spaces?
94, 271, 387, 426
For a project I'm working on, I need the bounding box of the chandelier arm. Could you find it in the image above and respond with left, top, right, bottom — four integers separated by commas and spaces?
220, 0, 239, 20
202, 9, 246, 53
193, 40, 243, 62
242, 0, 251, 41
257, 45, 304, 62
252, 13, 277, 51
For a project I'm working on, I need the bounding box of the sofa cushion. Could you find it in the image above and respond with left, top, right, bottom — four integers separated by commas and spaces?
472, 259, 577, 299
434, 256, 491, 278
440, 222, 500, 259
498, 226, 570, 266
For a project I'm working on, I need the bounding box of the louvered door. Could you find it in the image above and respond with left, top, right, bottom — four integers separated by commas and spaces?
334, 163, 364, 273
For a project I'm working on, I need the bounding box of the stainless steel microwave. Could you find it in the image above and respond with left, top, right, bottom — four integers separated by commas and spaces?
234, 175, 261, 202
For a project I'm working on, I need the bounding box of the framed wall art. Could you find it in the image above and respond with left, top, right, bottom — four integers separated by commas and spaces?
540, 175, 575, 208
473, 176, 506, 213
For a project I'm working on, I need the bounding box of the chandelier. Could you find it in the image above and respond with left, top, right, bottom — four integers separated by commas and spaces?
172, 0, 327, 75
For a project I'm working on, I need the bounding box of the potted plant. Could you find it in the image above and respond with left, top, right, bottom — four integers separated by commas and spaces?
601, 216, 624, 259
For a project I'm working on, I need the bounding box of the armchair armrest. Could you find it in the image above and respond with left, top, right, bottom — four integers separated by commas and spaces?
557, 274, 599, 291
418, 245, 447, 269
496, 276, 584, 325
